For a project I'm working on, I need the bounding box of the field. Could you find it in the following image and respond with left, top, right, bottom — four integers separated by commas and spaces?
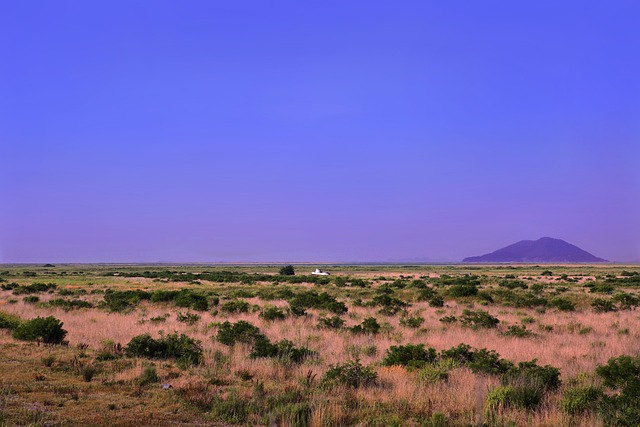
1, 264, 639, 427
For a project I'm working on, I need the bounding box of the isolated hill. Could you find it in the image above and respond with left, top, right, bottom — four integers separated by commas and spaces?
463, 237, 607, 263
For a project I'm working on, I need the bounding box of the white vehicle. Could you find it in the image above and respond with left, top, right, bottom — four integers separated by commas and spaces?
311, 268, 330, 276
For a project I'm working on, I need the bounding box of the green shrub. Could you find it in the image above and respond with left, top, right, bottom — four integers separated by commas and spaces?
138, 365, 160, 386
504, 325, 534, 338
47, 298, 93, 310
504, 360, 561, 391
322, 359, 377, 388
249, 337, 316, 364
417, 365, 449, 383
439, 315, 457, 324
429, 296, 444, 307
220, 299, 250, 313
125, 333, 202, 366
561, 385, 604, 415
23, 295, 40, 304
382, 344, 437, 368
288, 291, 347, 315
103, 289, 151, 312
399, 315, 424, 329
317, 315, 344, 329
279, 265, 295, 276
460, 309, 499, 329
550, 297, 576, 312
176, 312, 200, 325
174, 290, 209, 311
370, 294, 410, 315
448, 285, 478, 298
612, 293, 640, 310
81, 365, 98, 382
486, 384, 542, 410
498, 279, 528, 290
595, 355, 640, 426
416, 287, 436, 301
216, 321, 264, 346
350, 317, 380, 334
12, 316, 67, 344
0, 311, 22, 330
260, 306, 286, 321
592, 298, 617, 313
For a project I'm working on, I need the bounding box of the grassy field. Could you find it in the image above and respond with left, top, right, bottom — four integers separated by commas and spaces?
1, 264, 639, 426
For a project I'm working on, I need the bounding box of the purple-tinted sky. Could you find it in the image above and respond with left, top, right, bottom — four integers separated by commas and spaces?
1, 2, 639, 263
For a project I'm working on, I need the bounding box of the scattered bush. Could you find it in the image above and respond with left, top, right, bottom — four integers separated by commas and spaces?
125, 333, 202, 366
216, 321, 263, 346
249, 337, 316, 364
12, 316, 67, 344
260, 306, 286, 321
176, 312, 201, 325
138, 365, 160, 386
220, 299, 250, 313
561, 385, 604, 416
382, 344, 437, 368
504, 325, 534, 338
322, 359, 377, 388
429, 296, 444, 307
0, 311, 22, 330
279, 265, 295, 276
317, 315, 344, 329
288, 291, 347, 315
399, 315, 424, 329
460, 309, 499, 329
48, 298, 93, 310
349, 317, 380, 334
550, 297, 576, 312
447, 285, 478, 298
592, 298, 617, 313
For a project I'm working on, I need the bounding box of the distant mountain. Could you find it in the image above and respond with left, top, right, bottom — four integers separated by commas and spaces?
463, 237, 607, 263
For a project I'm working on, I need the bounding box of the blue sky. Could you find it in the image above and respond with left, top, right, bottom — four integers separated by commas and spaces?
1, 1, 639, 262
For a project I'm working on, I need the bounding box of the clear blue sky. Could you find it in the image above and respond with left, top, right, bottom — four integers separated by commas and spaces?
1, 1, 638, 263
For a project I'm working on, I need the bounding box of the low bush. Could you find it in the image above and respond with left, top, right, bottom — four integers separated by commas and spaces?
279, 265, 295, 276
48, 298, 93, 310
176, 312, 200, 325
288, 291, 347, 316
561, 385, 604, 416
429, 296, 444, 307
12, 316, 67, 344
220, 299, 250, 313
595, 355, 640, 426
399, 315, 424, 329
174, 290, 209, 311
317, 315, 344, 329
591, 298, 617, 313
125, 333, 203, 366
0, 311, 22, 330
370, 294, 410, 315
382, 344, 437, 369
460, 309, 499, 329
249, 337, 316, 364
349, 317, 380, 334
216, 321, 264, 346
447, 285, 478, 298
550, 297, 576, 312
322, 359, 377, 388
260, 306, 286, 321
138, 365, 160, 386
503, 325, 534, 338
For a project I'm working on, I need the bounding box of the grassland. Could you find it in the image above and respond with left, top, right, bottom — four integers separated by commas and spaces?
0, 263, 639, 426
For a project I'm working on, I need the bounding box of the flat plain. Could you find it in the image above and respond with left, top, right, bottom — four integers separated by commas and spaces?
1, 264, 639, 426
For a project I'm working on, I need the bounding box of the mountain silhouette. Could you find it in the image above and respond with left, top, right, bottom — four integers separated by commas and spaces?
463, 237, 607, 263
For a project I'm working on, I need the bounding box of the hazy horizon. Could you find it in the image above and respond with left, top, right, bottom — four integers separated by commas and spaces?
2, 2, 639, 263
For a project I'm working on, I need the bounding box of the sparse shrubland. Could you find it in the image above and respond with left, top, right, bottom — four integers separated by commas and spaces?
0, 264, 639, 426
